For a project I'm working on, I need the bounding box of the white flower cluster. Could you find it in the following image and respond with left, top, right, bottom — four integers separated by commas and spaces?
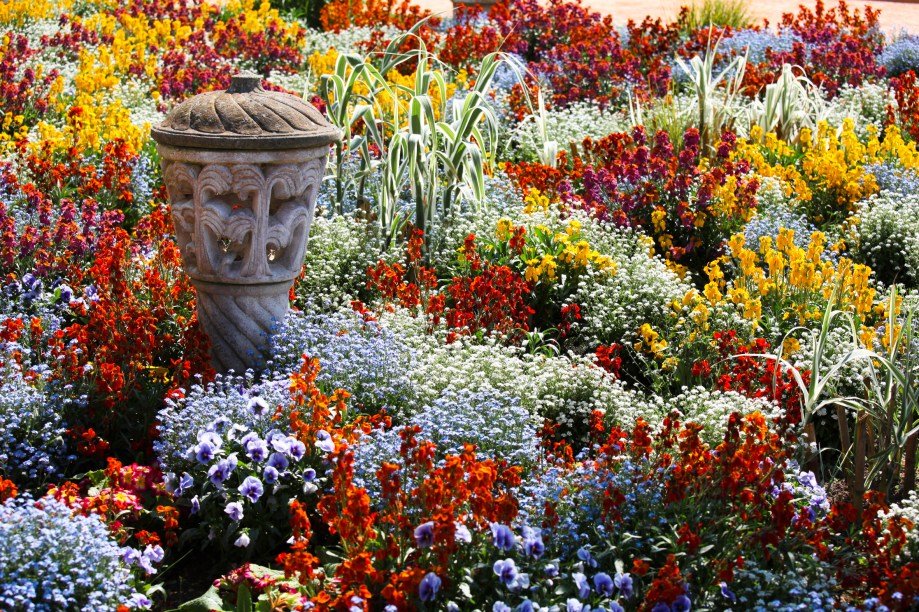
566, 230, 690, 348
266, 71, 314, 98
854, 190, 919, 287
301, 25, 406, 57
663, 387, 783, 445
298, 212, 386, 308
825, 83, 896, 141
115, 77, 166, 129
754, 176, 800, 212
378, 308, 651, 440
510, 101, 629, 162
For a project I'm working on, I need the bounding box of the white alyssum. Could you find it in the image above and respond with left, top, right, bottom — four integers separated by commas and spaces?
663, 387, 784, 446
510, 100, 629, 162
378, 307, 654, 440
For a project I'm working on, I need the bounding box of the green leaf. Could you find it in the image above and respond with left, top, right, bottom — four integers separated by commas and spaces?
236, 584, 253, 612
176, 586, 227, 612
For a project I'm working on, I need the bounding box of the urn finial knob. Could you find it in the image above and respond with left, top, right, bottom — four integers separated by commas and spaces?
227, 72, 263, 94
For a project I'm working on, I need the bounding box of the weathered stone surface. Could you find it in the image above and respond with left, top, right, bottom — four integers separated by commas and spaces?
151, 72, 340, 150
152, 74, 340, 372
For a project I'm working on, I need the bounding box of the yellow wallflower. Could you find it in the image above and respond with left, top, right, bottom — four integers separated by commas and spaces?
651, 208, 667, 233
635, 323, 668, 357
495, 218, 514, 241
524, 188, 550, 214
782, 336, 801, 359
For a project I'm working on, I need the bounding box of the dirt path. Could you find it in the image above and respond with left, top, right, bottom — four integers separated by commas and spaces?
415, 0, 919, 34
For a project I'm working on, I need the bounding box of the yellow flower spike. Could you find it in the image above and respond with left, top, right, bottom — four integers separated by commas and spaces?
690, 302, 710, 325
859, 326, 876, 348
727, 233, 746, 256
540, 254, 557, 281
593, 255, 616, 275
738, 249, 758, 277
524, 261, 541, 284
703, 281, 723, 304
776, 228, 795, 254
658, 234, 673, 252
524, 188, 550, 214
782, 337, 801, 359
704, 260, 725, 287
744, 298, 762, 322
651, 208, 667, 233
637, 234, 655, 257
495, 218, 514, 241
728, 286, 749, 306
799, 127, 812, 148
666, 260, 688, 279
639, 323, 657, 342
574, 241, 591, 267
764, 249, 785, 280
566, 218, 581, 236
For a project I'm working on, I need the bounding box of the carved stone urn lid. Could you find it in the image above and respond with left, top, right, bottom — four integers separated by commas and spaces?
151, 72, 340, 151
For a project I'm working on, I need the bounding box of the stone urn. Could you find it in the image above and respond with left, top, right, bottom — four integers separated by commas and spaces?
151, 73, 340, 373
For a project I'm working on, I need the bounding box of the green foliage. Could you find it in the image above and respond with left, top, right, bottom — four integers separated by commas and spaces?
682, 0, 753, 34
675, 32, 748, 152
270, 0, 325, 27
319, 27, 543, 249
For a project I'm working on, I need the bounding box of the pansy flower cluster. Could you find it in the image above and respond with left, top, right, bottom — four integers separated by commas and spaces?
166, 412, 314, 555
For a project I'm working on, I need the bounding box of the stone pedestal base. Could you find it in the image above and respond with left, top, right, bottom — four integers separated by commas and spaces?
193, 279, 291, 373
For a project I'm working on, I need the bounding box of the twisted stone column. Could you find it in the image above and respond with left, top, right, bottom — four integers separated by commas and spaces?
158, 147, 327, 372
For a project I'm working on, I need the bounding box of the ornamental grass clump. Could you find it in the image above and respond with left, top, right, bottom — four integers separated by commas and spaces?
0, 495, 144, 611
681, 0, 753, 35
511, 100, 627, 164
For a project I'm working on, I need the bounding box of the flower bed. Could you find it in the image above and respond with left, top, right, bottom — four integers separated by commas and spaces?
3, 0, 919, 609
